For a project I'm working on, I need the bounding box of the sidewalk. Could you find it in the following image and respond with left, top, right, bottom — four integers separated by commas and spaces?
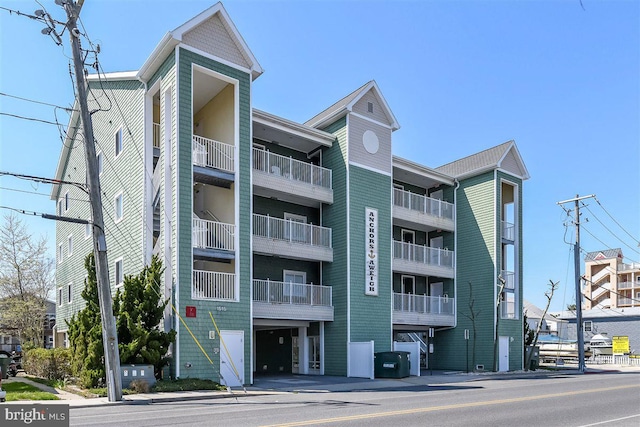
2, 363, 637, 409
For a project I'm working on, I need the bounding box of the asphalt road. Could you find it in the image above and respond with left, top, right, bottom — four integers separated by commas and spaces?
69, 372, 640, 427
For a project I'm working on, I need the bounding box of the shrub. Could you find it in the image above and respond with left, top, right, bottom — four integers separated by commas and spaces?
128, 379, 151, 393
23, 348, 72, 380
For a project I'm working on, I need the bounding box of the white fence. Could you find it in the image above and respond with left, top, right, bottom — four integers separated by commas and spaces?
393, 188, 454, 220
393, 293, 455, 315
348, 341, 374, 379
253, 214, 332, 248
253, 280, 332, 306
193, 135, 234, 173
590, 355, 640, 367
192, 270, 235, 301
192, 217, 235, 251
393, 241, 453, 268
502, 220, 515, 241
253, 148, 332, 189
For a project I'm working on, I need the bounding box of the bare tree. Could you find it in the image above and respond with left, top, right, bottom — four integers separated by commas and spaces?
525, 280, 559, 371
0, 213, 54, 347
461, 281, 481, 371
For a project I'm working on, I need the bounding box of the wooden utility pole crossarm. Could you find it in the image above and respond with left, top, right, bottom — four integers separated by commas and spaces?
62, 0, 123, 401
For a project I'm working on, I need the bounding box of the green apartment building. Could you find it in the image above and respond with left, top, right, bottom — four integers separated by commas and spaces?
51, 3, 529, 385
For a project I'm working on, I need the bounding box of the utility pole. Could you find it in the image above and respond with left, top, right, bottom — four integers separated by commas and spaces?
60, 0, 122, 401
557, 194, 595, 374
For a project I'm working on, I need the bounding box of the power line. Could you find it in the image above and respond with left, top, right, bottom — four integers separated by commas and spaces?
0, 92, 75, 112
594, 197, 640, 247
582, 203, 640, 256
0, 112, 71, 127
0, 205, 88, 225
0, 171, 86, 192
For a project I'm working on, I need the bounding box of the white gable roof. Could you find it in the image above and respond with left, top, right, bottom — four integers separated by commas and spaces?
305, 81, 399, 131
137, 2, 263, 81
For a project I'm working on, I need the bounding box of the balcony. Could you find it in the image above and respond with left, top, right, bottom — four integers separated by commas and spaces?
618, 281, 635, 290
192, 215, 235, 261
392, 188, 454, 232
618, 262, 640, 272
392, 293, 455, 327
253, 214, 333, 262
252, 279, 333, 321
193, 135, 235, 186
392, 241, 454, 279
252, 148, 333, 206
500, 270, 515, 290
502, 220, 515, 243
192, 270, 236, 301
617, 297, 634, 306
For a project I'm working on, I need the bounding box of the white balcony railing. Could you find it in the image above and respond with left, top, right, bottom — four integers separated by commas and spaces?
393, 241, 454, 269
502, 220, 515, 241
393, 188, 454, 220
618, 281, 634, 289
500, 270, 515, 290
253, 148, 332, 189
619, 262, 640, 271
253, 280, 332, 307
393, 293, 455, 315
617, 297, 634, 306
193, 135, 234, 173
153, 122, 160, 148
193, 217, 235, 251
253, 214, 332, 248
193, 270, 235, 301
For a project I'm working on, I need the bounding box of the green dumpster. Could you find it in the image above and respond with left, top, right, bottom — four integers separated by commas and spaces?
374, 351, 410, 378
0, 356, 10, 379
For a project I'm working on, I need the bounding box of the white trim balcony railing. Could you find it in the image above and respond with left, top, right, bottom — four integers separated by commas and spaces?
617, 297, 634, 306
153, 122, 160, 148
193, 217, 235, 251
253, 214, 332, 248
253, 148, 332, 189
502, 220, 515, 241
193, 270, 235, 301
500, 270, 515, 290
393, 188, 454, 220
618, 281, 635, 289
393, 241, 454, 269
393, 293, 455, 315
193, 135, 234, 173
253, 280, 332, 307
619, 262, 640, 271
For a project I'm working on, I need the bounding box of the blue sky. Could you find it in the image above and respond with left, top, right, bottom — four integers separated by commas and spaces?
1, 0, 638, 312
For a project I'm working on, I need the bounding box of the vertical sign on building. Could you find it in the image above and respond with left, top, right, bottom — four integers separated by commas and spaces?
366, 208, 378, 296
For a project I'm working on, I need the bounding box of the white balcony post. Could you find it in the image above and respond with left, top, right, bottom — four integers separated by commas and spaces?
289, 157, 293, 180
289, 281, 293, 304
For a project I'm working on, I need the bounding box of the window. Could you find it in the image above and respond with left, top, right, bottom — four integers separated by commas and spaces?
58, 243, 63, 263
115, 193, 123, 222
64, 191, 69, 211
283, 270, 306, 302
58, 288, 63, 306
115, 127, 123, 157
367, 102, 374, 113
67, 235, 73, 256
58, 199, 63, 216
284, 213, 307, 243
583, 321, 592, 332
97, 151, 103, 175
67, 283, 72, 304
115, 258, 123, 287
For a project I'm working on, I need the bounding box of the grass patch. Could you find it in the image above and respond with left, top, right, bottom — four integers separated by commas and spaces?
153, 378, 225, 392
2, 382, 59, 401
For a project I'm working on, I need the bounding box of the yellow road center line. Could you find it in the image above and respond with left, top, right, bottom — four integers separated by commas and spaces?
262, 383, 640, 427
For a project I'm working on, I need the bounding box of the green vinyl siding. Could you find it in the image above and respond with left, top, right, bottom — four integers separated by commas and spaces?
176, 48, 252, 382
348, 165, 392, 351
320, 117, 348, 375
434, 171, 497, 370
253, 255, 320, 284
55, 79, 145, 327
253, 196, 320, 224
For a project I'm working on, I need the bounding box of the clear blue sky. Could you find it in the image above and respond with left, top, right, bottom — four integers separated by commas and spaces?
1, 0, 638, 312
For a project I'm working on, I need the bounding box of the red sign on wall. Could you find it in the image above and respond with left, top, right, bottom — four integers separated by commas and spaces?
186, 306, 196, 318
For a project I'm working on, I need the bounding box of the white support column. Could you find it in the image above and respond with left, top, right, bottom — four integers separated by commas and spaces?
299, 327, 308, 375
319, 322, 325, 375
